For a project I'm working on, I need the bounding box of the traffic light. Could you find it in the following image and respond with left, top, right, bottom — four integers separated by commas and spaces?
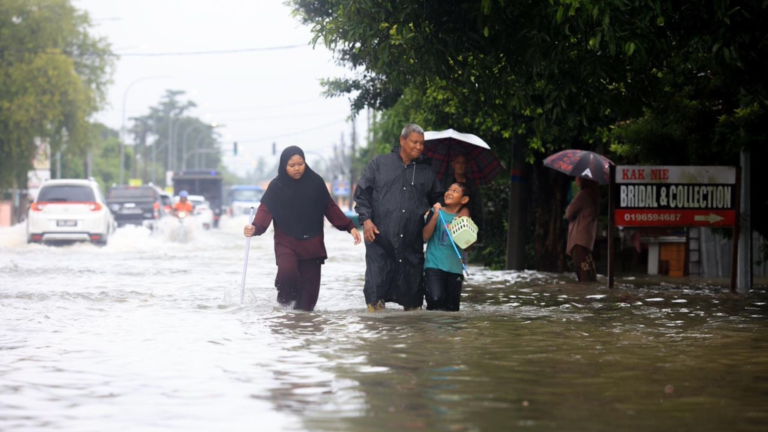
233, 142, 238, 156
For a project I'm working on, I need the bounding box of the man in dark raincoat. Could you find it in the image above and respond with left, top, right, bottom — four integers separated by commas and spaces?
355, 124, 444, 311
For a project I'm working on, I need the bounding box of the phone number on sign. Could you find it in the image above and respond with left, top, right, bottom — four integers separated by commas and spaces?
624, 212, 681, 222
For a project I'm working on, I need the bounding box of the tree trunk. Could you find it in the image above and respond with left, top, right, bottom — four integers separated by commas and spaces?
533, 163, 570, 272
506, 135, 528, 270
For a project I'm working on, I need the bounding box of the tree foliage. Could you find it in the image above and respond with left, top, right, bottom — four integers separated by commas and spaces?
0, 0, 113, 189
293, 0, 768, 267
127, 90, 231, 187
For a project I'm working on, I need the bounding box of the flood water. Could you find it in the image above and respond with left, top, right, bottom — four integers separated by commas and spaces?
1, 217, 767, 431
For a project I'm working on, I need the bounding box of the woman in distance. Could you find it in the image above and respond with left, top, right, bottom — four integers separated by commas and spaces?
244, 146, 361, 311
564, 176, 600, 282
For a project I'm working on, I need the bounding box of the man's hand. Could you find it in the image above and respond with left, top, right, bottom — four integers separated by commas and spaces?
244, 225, 255, 237
363, 220, 380, 243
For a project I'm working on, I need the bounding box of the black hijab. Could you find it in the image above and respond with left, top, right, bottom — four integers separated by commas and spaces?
261, 146, 331, 240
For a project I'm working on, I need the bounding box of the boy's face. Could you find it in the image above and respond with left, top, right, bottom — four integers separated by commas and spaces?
444, 184, 469, 206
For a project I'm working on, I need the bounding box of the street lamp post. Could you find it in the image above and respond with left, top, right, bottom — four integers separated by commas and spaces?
182, 124, 219, 170
182, 124, 206, 170
169, 117, 193, 172
120, 76, 170, 186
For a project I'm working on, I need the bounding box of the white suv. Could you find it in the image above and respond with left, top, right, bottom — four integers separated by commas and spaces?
27, 179, 116, 245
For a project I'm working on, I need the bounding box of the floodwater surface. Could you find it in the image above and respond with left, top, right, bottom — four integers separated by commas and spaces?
1, 217, 766, 431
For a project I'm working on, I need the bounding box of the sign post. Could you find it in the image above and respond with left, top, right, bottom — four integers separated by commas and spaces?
607, 166, 740, 291
608, 165, 616, 289
731, 168, 742, 292
332, 180, 350, 197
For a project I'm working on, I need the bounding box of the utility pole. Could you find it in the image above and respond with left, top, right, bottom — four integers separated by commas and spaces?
506, 135, 527, 270
737, 149, 752, 293
166, 111, 173, 187
339, 132, 347, 178
349, 117, 357, 210
85, 152, 92, 179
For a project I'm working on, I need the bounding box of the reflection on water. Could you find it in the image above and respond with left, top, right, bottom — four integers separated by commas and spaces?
1, 218, 766, 431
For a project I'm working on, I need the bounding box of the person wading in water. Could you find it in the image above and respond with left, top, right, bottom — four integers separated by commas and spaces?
355, 123, 444, 312
565, 176, 600, 282
244, 146, 361, 311
423, 182, 472, 311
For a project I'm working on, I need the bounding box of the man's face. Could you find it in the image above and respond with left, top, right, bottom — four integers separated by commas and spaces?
451, 155, 468, 175
399, 132, 424, 160
180, 197, 188, 203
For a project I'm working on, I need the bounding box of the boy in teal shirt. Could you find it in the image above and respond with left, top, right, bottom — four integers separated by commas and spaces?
423, 182, 473, 311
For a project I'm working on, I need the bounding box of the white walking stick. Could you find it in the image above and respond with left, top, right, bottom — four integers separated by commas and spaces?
240, 207, 255, 304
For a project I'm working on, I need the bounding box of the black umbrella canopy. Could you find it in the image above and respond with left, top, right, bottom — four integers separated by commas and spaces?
423, 129, 505, 186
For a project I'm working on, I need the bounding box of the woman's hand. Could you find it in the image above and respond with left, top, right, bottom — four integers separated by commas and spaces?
350, 228, 362, 245
244, 225, 255, 237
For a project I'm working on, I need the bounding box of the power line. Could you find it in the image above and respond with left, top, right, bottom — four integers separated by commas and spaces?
206, 97, 322, 114
235, 119, 347, 144
221, 111, 341, 123
116, 44, 306, 57
0, 44, 308, 58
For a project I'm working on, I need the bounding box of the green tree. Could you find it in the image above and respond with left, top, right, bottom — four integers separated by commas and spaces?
89, 122, 126, 191
0, 0, 113, 189
125, 90, 236, 187
292, 0, 768, 269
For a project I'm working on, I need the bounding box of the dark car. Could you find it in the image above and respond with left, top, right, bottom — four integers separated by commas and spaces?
106, 185, 167, 230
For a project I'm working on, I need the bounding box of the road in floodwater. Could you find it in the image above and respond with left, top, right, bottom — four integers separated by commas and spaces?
1, 216, 767, 432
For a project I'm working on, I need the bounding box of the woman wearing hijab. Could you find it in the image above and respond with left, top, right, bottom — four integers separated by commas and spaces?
564, 176, 600, 282
244, 146, 361, 311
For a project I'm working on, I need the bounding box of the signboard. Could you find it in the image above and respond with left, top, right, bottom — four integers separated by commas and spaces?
128, 178, 143, 187
614, 166, 737, 227
333, 180, 350, 196
608, 165, 741, 292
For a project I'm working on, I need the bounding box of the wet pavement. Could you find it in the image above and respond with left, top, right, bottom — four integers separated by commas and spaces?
1, 217, 767, 431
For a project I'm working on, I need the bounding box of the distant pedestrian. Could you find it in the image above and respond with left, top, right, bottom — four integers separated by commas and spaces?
423, 182, 472, 311
441, 154, 483, 230
244, 146, 361, 311
564, 177, 600, 282
355, 123, 443, 312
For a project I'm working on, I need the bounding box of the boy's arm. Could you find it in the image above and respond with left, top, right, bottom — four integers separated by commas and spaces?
423, 210, 439, 241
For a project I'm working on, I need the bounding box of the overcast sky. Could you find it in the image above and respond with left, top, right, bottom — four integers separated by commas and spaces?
75, 0, 367, 177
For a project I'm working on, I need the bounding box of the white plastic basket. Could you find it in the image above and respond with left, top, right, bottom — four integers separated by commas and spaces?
449, 216, 478, 249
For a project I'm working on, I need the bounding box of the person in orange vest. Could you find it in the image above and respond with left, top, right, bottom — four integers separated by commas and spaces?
173, 190, 194, 216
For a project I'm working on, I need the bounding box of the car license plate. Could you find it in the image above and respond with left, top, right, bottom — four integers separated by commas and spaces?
121, 208, 142, 214
57, 220, 77, 227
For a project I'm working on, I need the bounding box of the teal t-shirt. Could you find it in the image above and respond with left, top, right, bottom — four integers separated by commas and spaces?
424, 210, 465, 275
